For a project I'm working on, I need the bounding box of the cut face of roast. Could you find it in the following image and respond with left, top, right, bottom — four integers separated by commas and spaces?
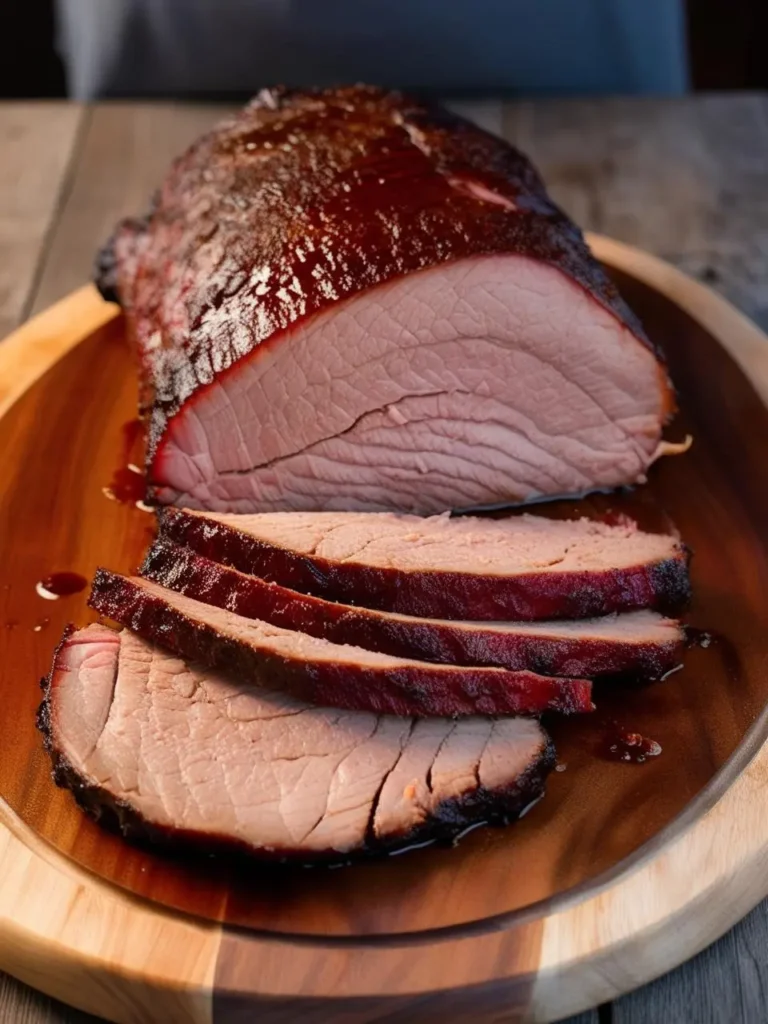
87, 572, 594, 717
151, 257, 670, 514
101, 85, 673, 515
39, 624, 554, 858
159, 507, 690, 620
142, 539, 685, 680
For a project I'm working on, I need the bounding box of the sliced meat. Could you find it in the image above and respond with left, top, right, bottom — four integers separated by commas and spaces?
142, 539, 685, 680
101, 85, 674, 515
88, 571, 594, 717
159, 507, 690, 620
38, 624, 555, 859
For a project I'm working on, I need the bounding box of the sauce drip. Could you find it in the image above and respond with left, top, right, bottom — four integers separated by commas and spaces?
121, 418, 144, 458
599, 728, 662, 764
105, 418, 148, 506
685, 627, 741, 682
685, 626, 713, 648
108, 465, 146, 504
36, 572, 88, 599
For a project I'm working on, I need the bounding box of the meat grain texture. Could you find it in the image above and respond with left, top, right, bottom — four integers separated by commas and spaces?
100, 85, 674, 515
39, 625, 555, 859
88, 571, 595, 717
159, 507, 691, 620
142, 538, 685, 680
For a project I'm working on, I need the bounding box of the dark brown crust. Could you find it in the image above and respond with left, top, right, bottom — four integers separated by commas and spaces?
159, 508, 692, 621
36, 629, 555, 863
87, 570, 594, 717
141, 539, 684, 681
100, 85, 670, 471
94, 233, 121, 304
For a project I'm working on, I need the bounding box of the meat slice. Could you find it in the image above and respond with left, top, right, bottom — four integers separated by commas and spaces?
39, 624, 555, 859
88, 571, 594, 717
159, 507, 690, 620
100, 85, 674, 515
142, 539, 685, 680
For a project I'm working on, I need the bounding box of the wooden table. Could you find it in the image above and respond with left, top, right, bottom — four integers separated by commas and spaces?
1, 95, 766, 1024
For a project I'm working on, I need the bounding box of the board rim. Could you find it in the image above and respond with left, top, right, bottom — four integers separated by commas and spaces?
1, 236, 767, 1022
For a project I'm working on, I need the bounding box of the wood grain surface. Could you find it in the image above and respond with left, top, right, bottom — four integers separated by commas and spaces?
0, 238, 766, 1023
506, 94, 768, 333
0, 96, 766, 1024
0, 252, 764, 942
0, 102, 83, 339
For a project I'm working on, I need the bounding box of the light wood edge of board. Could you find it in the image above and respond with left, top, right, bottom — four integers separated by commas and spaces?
0, 285, 118, 421
0, 242, 765, 1023
0, 798, 218, 1024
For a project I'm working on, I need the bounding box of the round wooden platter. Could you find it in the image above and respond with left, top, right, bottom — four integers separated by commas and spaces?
2, 235, 768, 1024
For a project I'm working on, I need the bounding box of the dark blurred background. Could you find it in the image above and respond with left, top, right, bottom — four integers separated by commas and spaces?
1, 0, 766, 101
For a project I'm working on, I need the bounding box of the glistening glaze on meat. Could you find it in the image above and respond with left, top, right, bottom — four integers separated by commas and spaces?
87, 572, 594, 717
38, 624, 555, 859
142, 539, 685, 679
158, 508, 691, 621
100, 85, 674, 514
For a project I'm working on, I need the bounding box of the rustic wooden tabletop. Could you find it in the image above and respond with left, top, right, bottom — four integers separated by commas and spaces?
0, 94, 766, 1024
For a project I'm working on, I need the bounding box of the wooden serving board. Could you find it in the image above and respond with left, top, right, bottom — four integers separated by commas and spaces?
1, 236, 768, 1023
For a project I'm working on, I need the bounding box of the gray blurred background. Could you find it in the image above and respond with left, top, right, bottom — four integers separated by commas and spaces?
55, 0, 688, 99
1, 0, 766, 100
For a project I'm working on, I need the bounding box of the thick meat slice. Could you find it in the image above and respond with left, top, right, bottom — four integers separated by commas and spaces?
38, 624, 554, 859
100, 85, 674, 514
88, 571, 594, 717
159, 507, 690, 620
142, 539, 685, 680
